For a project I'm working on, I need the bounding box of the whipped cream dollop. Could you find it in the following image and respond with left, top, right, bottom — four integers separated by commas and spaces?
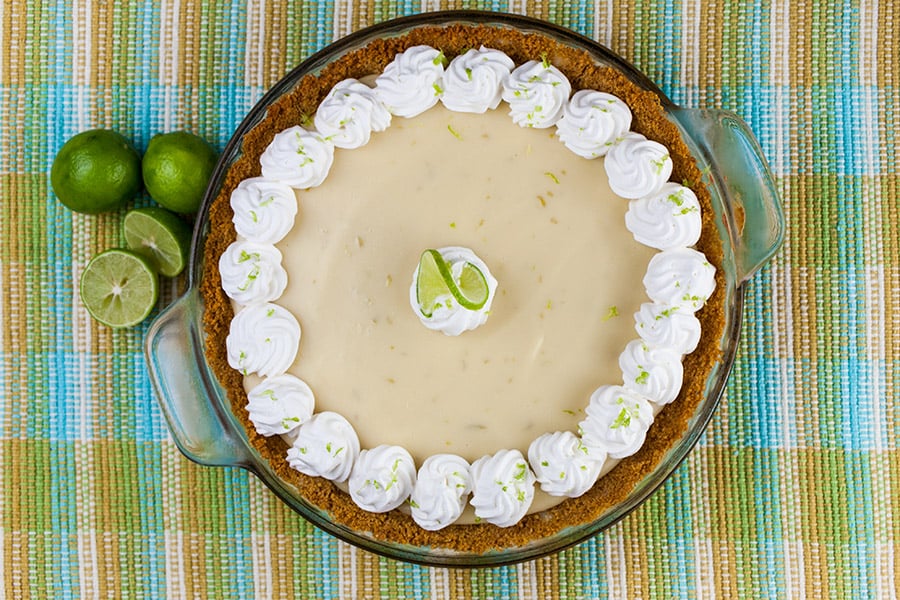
375, 45, 445, 118
226, 302, 300, 377
314, 78, 392, 149
440, 46, 514, 113
469, 449, 536, 527
580, 385, 654, 459
501, 59, 571, 128
246, 374, 315, 436
528, 431, 605, 498
409, 454, 472, 531
634, 302, 702, 355
409, 246, 498, 336
618, 339, 684, 405
230, 177, 298, 244
605, 132, 672, 199
644, 247, 717, 312
556, 90, 632, 158
286, 411, 360, 482
348, 445, 417, 513
218, 241, 287, 305
260, 126, 334, 189
625, 183, 702, 250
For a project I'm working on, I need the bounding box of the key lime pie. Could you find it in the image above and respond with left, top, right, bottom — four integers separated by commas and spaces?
201, 24, 725, 552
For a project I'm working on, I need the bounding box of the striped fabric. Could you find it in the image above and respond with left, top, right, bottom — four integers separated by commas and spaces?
2, 0, 897, 598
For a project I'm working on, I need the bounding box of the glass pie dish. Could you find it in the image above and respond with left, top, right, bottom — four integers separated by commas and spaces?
145, 10, 784, 567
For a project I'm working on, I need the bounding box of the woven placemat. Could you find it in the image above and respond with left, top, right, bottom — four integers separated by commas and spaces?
2, 1, 897, 598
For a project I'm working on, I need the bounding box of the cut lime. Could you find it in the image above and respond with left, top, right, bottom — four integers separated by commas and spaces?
123, 206, 192, 277
456, 262, 490, 308
80, 249, 159, 328
416, 249, 489, 317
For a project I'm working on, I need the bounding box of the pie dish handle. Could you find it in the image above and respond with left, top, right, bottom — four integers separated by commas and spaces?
145, 290, 250, 467
671, 108, 785, 282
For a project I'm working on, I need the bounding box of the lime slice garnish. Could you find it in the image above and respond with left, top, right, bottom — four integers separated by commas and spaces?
416, 249, 489, 317
80, 248, 159, 328
123, 206, 192, 277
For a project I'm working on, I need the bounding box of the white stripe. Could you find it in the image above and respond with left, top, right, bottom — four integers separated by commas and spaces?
687, 450, 715, 600
0, 530, 4, 600
256, 0, 266, 90
859, 1, 897, 595
694, 537, 716, 599
162, 443, 187, 600
159, 0, 181, 131
339, 541, 358, 599
517, 560, 538, 599
680, 0, 700, 106
249, 482, 273, 599
429, 567, 450, 600
604, 530, 628, 598
333, 0, 353, 40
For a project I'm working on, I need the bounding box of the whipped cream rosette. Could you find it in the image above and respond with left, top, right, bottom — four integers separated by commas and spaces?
644, 247, 717, 312
528, 431, 605, 498
556, 89, 632, 158
470, 450, 536, 527
634, 302, 702, 355
375, 45, 445, 118
625, 182, 702, 250
226, 302, 300, 378
409, 246, 499, 336
218, 241, 287, 305
314, 78, 391, 149
441, 46, 514, 113
618, 340, 685, 406
349, 445, 417, 513
229, 177, 297, 244
579, 385, 654, 459
409, 454, 472, 531
246, 374, 315, 436
260, 126, 334, 189
287, 411, 360, 483
217, 45, 722, 530
605, 132, 672, 199
501, 58, 571, 128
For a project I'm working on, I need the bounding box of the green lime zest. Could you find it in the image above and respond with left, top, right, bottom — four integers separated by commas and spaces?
415, 249, 489, 317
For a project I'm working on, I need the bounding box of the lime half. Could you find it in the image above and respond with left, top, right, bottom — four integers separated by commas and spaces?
123, 206, 192, 277
416, 249, 489, 317
80, 249, 159, 328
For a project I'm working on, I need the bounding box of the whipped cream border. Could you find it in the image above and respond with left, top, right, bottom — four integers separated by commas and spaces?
223, 45, 715, 530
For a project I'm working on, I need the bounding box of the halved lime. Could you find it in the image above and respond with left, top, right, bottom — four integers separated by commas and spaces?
416, 249, 489, 317
80, 249, 159, 328
122, 206, 192, 277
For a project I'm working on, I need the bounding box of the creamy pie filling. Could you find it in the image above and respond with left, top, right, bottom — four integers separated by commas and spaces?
223, 46, 715, 529
241, 104, 654, 517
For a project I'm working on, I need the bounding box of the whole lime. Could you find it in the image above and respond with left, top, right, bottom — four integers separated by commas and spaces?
142, 131, 218, 214
50, 129, 142, 214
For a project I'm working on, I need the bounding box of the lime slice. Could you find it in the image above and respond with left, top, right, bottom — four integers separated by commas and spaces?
416, 249, 489, 317
456, 261, 489, 309
80, 249, 159, 328
122, 206, 192, 277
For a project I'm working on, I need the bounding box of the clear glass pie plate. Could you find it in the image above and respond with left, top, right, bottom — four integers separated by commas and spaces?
145, 11, 784, 567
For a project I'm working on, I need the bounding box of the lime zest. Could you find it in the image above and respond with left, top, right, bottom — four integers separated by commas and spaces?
415, 249, 490, 317
602, 305, 619, 321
